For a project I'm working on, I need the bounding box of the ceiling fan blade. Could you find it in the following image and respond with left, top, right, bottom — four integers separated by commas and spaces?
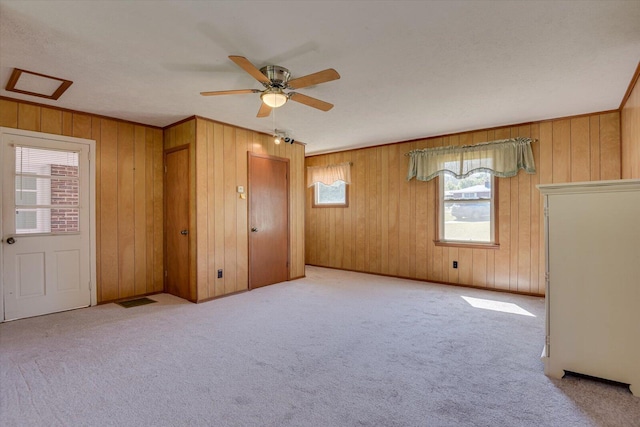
257, 102, 272, 118
200, 89, 259, 96
289, 92, 334, 111
229, 56, 270, 84
287, 69, 340, 89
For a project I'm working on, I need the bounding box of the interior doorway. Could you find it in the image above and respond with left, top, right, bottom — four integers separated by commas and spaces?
248, 152, 289, 289
164, 146, 191, 300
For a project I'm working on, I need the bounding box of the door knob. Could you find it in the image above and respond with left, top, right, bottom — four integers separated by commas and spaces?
251, 227, 258, 232
180, 230, 189, 235
6, 237, 16, 244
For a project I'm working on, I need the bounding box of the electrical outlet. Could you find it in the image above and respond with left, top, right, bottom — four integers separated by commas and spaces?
217, 269, 223, 278
453, 261, 458, 269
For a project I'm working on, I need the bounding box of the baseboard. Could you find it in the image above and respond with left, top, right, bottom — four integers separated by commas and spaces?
305, 264, 544, 297
196, 289, 248, 303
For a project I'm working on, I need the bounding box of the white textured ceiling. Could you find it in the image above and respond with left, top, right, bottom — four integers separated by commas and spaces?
1, 1, 639, 155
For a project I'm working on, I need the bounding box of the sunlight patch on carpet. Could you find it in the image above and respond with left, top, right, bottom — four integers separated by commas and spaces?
461, 296, 535, 317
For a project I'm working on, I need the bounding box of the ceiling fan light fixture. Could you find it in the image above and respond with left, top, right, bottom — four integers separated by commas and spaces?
261, 89, 288, 108
203, 56, 339, 116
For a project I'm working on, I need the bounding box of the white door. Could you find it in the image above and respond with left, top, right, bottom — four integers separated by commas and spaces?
1, 132, 92, 321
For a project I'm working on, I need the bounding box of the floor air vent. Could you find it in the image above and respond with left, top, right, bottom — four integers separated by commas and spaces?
117, 297, 157, 308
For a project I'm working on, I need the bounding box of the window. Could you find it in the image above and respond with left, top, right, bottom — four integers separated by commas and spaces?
313, 180, 348, 207
15, 146, 80, 235
406, 137, 534, 248
307, 162, 351, 208
15, 175, 50, 233
439, 171, 497, 245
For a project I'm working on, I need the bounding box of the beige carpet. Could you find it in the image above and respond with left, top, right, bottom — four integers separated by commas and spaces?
1, 266, 638, 426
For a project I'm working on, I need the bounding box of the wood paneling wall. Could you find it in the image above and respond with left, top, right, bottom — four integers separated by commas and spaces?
305, 112, 620, 296
164, 117, 305, 302
622, 66, 640, 179
0, 98, 164, 302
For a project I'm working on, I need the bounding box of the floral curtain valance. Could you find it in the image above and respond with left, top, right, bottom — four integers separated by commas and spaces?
406, 137, 536, 182
307, 162, 352, 187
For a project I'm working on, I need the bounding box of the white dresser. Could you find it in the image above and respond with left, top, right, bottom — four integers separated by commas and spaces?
538, 180, 640, 396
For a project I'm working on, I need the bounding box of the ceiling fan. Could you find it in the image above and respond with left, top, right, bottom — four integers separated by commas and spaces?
200, 56, 340, 118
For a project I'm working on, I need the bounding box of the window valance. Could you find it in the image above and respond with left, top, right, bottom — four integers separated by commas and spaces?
406, 137, 536, 182
307, 162, 352, 187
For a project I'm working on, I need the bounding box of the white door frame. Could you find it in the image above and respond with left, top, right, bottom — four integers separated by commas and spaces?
0, 127, 97, 322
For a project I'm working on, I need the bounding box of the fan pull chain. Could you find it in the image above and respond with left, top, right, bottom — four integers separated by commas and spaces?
272, 106, 276, 136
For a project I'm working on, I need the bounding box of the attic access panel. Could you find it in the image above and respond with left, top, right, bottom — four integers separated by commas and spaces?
5, 68, 73, 100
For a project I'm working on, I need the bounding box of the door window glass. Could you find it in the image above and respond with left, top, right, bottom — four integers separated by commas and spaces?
15, 146, 79, 234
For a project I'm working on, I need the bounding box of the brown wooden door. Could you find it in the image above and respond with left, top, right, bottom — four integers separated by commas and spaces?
165, 147, 191, 300
248, 153, 289, 289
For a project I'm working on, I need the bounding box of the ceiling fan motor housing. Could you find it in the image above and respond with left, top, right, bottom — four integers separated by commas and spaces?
260, 65, 291, 88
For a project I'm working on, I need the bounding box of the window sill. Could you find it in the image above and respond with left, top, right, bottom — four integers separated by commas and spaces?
434, 240, 500, 250
312, 203, 349, 208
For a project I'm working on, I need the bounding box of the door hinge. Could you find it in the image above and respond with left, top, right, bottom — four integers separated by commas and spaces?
164, 165, 167, 173
543, 206, 549, 217
545, 336, 550, 356
165, 270, 168, 277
